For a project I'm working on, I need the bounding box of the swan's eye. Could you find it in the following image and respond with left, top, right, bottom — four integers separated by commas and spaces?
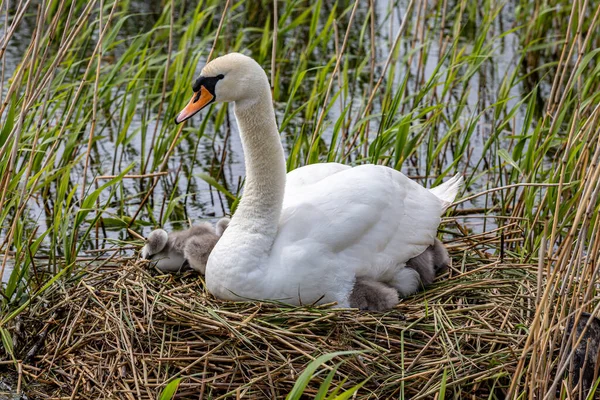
192, 74, 225, 94
175, 74, 226, 124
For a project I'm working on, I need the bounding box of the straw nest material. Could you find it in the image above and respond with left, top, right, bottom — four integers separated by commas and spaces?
1, 238, 536, 399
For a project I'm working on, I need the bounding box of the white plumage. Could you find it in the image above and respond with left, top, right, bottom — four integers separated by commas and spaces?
175, 53, 463, 308
270, 164, 454, 305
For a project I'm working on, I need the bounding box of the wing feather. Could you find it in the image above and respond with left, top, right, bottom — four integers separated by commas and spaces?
274, 165, 443, 279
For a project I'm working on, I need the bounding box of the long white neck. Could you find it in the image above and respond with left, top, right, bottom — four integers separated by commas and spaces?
231, 91, 286, 237
205, 83, 286, 299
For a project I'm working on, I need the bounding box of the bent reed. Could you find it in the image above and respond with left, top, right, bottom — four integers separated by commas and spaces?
1, 0, 600, 398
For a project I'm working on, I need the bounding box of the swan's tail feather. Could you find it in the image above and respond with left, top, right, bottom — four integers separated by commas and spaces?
429, 173, 463, 212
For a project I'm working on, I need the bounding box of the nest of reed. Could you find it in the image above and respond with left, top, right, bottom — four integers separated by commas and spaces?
1, 235, 539, 399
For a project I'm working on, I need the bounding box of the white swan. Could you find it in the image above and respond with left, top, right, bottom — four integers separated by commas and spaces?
175, 53, 462, 308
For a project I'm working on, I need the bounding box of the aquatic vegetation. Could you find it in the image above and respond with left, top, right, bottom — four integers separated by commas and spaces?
1, 0, 599, 397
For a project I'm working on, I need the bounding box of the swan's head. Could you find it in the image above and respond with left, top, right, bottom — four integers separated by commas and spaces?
175, 53, 269, 124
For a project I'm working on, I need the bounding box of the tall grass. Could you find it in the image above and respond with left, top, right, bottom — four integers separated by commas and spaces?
1, 0, 600, 397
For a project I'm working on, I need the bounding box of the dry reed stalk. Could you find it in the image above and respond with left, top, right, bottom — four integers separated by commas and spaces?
307, 0, 360, 160
1, 230, 536, 399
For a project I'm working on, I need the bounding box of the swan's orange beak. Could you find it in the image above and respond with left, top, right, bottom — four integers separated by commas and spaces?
174, 86, 214, 124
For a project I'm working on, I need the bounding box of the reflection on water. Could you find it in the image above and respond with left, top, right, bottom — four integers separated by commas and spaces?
1, 258, 14, 284
1, 0, 534, 282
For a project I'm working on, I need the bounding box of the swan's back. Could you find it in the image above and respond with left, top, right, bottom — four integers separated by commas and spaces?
262, 165, 454, 304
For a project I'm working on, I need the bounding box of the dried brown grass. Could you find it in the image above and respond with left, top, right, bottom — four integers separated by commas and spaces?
3, 232, 536, 399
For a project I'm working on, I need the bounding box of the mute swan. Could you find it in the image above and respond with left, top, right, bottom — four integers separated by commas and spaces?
349, 239, 450, 311
175, 53, 462, 308
141, 218, 230, 273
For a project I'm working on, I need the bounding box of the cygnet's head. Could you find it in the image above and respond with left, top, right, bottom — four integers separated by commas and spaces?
175, 53, 269, 124
144, 229, 169, 257
215, 217, 230, 236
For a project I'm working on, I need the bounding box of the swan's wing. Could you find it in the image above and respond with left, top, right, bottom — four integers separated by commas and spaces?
284, 163, 350, 201
276, 165, 443, 271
